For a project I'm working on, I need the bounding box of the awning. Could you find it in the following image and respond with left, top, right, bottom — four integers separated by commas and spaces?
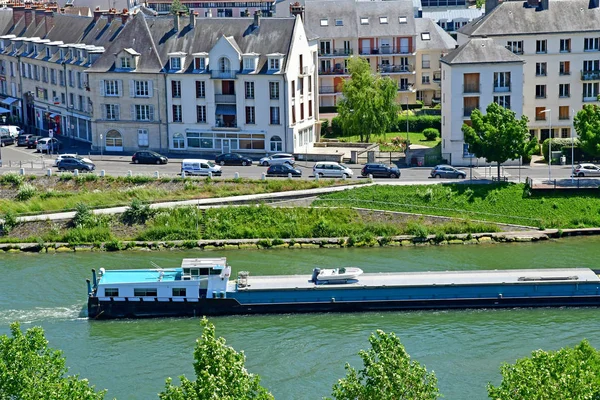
215, 104, 237, 116
48, 113, 59, 119
1, 97, 18, 106
0, 106, 10, 113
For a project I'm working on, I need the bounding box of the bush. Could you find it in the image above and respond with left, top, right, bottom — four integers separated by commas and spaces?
62, 227, 112, 244
104, 240, 124, 251
16, 183, 37, 201
121, 199, 156, 225
542, 138, 578, 161
0, 211, 18, 235
0, 173, 24, 186
331, 116, 343, 137
422, 128, 439, 141
395, 115, 441, 133
72, 203, 95, 228
320, 119, 330, 135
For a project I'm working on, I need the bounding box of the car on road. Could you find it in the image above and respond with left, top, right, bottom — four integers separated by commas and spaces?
259, 153, 295, 166
0, 133, 15, 147
132, 151, 168, 164
36, 137, 61, 153
361, 163, 401, 178
215, 152, 253, 166
266, 164, 302, 177
56, 158, 95, 172
313, 161, 353, 178
53, 154, 93, 167
572, 163, 600, 177
0, 125, 23, 138
181, 159, 222, 176
430, 165, 466, 179
17, 134, 34, 146
26, 135, 43, 149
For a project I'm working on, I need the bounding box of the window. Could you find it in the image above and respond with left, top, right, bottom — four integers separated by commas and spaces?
196, 81, 205, 98
135, 104, 153, 121
335, 19, 343, 26
308, 76, 312, 93
134, 288, 158, 297
583, 82, 599, 100
172, 104, 182, 122
535, 107, 547, 121
173, 132, 185, 149
270, 135, 283, 152
243, 57, 255, 70
59, 70, 65, 86
421, 32, 430, 41
561, 128, 570, 138
309, 100, 313, 118
104, 288, 119, 296
584, 37, 600, 51
535, 62, 547, 76
560, 39, 571, 53
300, 102, 304, 121
77, 71, 82, 88
536, 40, 547, 54
559, 61, 570, 75
320, 18, 328, 26
171, 80, 181, 98
78, 95, 84, 111
104, 104, 119, 120
245, 81, 254, 99
506, 41, 523, 55
138, 129, 149, 146
134, 80, 150, 97
559, 83, 570, 98
360, 17, 369, 25
170, 57, 181, 70
291, 80, 296, 98
535, 84, 546, 98
583, 59, 600, 72
172, 288, 186, 297
45, 47, 51, 58
493, 72, 511, 91
422, 54, 430, 69
50, 68, 56, 85
194, 57, 205, 70
269, 82, 279, 99
120, 57, 131, 68
42, 67, 47, 82
68, 70, 73, 86
379, 17, 388, 24
493, 95, 511, 109
104, 80, 119, 96
292, 105, 295, 124
197, 105, 207, 123
270, 106, 280, 124
559, 106, 570, 120
399, 16, 407, 24
298, 78, 304, 95
269, 58, 280, 70
422, 74, 430, 84
245, 106, 255, 124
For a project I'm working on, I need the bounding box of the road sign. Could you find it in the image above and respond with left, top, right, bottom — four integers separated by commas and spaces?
48, 129, 53, 138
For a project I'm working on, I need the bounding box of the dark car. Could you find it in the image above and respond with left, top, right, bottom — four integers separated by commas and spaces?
0, 134, 14, 147
266, 164, 302, 177
430, 164, 466, 179
57, 158, 95, 172
132, 151, 168, 165
361, 163, 401, 178
26, 135, 43, 149
17, 134, 34, 146
215, 152, 252, 166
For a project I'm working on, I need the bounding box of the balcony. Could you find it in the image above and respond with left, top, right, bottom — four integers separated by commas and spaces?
213, 119, 240, 131
398, 84, 414, 92
433, 72, 441, 83
319, 86, 342, 94
211, 69, 237, 79
359, 46, 413, 56
581, 70, 600, 81
493, 85, 511, 93
463, 106, 479, 118
463, 82, 480, 94
215, 94, 236, 103
318, 48, 353, 57
319, 68, 348, 75
378, 64, 413, 74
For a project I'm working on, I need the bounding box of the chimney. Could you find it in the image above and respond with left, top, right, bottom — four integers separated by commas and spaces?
591, 0, 600, 8
289, 2, 304, 21
34, 8, 44, 27
107, 9, 115, 23
93, 7, 102, 22
540, 0, 549, 9
253, 10, 261, 28
12, 5, 25, 26
24, 4, 33, 27
189, 11, 195, 28
121, 8, 129, 24
44, 9, 54, 31
173, 12, 179, 31
485, 0, 501, 15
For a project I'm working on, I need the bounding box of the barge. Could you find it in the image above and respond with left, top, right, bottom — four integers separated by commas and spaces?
87, 257, 600, 319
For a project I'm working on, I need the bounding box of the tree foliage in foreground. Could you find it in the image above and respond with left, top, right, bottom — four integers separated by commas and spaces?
488, 339, 600, 400
337, 57, 399, 143
0, 322, 106, 399
462, 102, 533, 180
159, 317, 273, 400
574, 104, 600, 158
328, 330, 440, 400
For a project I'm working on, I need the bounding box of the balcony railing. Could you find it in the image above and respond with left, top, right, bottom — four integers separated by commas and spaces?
583, 95, 598, 102
581, 70, 600, 81
215, 94, 236, 103
359, 46, 413, 55
213, 119, 238, 129
398, 84, 414, 92
319, 68, 348, 75
318, 48, 354, 57
463, 82, 480, 93
463, 106, 479, 117
433, 73, 441, 83
378, 64, 412, 73
493, 85, 511, 93
211, 69, 237, 79
319, 86, 342, 94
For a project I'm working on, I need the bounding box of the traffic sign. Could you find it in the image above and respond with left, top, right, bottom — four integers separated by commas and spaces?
48, 129, 54, 138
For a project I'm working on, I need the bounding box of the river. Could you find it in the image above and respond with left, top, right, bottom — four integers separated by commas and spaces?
1, 237, 599, 399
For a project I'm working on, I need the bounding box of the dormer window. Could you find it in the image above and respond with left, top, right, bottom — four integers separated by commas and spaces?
60, 49, 65, 60
194, 57, 206, 70
379, 17, 388, 24
79, 50, 84, 60
46, 47, 51, 58
335, 19, 343, 26
421, 32, 431, 41
360, 17, 369, 25
33, 45, 38, 55
269, 58, 280, 71
399, 16, 407, 24
121, 57, 131, 69
243, 57, 255, 71
320, 18, 328, 26
171, 57, 181, 70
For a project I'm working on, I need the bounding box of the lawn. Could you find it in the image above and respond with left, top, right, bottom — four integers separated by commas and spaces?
323, 131, 440, 149
313, 183, 600, 229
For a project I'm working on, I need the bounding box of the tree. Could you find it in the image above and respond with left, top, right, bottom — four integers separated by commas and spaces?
169, 0, 188, 15
0, 322, 106, 399
328, 330, 440, 400
462, 102, 530, 181
159, 317, 273, 400
488, 339, 600, 399
573, 104, 600, 158
337, 57, 399, 143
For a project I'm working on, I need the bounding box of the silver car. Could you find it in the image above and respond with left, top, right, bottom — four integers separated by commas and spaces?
572, 163, 600, 177
259, 153, 295, 166
430, 165, 466, 179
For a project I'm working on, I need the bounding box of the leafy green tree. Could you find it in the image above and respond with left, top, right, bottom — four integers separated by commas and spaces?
328, 330, 440, 400
169, 0, 188, 15
488, 339, 600, 399
0, 322, 106, 399
462, 102, 530, 181
337, 57, 399, 143
159, 317, 273, 400
574, 104, 600, 158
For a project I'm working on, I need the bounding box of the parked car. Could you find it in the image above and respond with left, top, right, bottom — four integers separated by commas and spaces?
132, 151, 168, 164
361, 163, 401, 178
430, 165, 466, 179
56, 158, 95, 172
17, 134, 34, 146
0, 125, 23, 138
259, 153, 295, 166
0, 133, 15, 147
26, 135, 43, 149
53, 154, 93, 167
313, 161, 353, 178
215, 152, 253, 166
266, 164, 302, 177
181, 159, 222, 176
572, 163, 600, 177
36, 137, 61, 153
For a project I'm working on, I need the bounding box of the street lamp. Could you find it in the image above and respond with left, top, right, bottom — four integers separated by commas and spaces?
541, 108, 552, 182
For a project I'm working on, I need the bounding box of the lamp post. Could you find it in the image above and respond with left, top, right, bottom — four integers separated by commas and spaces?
541, 108, 552, 182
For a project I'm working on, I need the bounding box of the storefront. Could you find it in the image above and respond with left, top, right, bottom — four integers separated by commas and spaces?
173, 130, 269, 153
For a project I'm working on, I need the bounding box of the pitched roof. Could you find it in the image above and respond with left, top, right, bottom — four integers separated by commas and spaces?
460, 0, 600, 36
440, 37, 523, 65
414, 18, 457, 50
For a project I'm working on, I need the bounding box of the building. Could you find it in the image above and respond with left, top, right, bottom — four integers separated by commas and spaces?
86, 12, 318, 155
146, 0, 276, 17
422, 7, 484, 34
441, 38, 524, 165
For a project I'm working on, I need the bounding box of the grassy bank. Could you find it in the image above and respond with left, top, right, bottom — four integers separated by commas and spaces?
313, 183, 600, 228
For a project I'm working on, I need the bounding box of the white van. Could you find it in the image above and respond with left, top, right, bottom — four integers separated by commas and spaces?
0, 125, 23, 138
313, 161, 353, 178
181, 159, 222, 176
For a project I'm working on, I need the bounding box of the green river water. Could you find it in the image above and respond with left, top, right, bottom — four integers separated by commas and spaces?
1, 237, 600, 399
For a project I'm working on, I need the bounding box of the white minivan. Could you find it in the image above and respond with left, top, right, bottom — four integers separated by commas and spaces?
181, 159, 222, 176
0, 125, 23, 138
313, 161, 353, 178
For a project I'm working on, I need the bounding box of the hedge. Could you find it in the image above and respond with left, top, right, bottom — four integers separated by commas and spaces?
395, 115, 441, 133
541, 138, 579, 161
